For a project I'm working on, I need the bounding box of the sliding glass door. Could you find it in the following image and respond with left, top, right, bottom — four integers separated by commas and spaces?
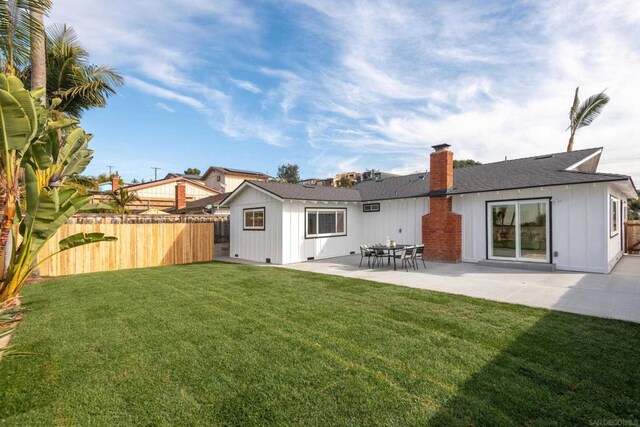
488, 199, 549, 263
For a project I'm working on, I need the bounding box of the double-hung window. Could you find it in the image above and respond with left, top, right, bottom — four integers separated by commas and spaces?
244, 207, 265, 230
306, 208, 346, 238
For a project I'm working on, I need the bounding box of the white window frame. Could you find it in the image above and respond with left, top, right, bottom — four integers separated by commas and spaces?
305, 208, 347, 238
487, 199, 550, 263
610, 196, 619, 238
243, 207, 265, 231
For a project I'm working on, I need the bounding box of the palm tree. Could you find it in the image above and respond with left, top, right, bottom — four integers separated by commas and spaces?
43, 24, 123, 118
567, 87, 610, 152
0, 0, 51, 75
30, 2, 46, 103
107, 189, 140, 215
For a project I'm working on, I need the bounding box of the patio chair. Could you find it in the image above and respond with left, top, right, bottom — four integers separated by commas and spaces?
394, 246, 415, 271
359, 244, 375, 268
412, 244, 426, 269
371, 244, 386, 268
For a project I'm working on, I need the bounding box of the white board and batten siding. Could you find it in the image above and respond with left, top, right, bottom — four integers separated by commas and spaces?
452, 182, 623, 273
360, 198, 429, 245
281, 201, 361, 264
229, 188, 283, 264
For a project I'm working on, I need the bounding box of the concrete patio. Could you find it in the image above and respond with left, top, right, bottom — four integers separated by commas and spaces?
222, 255, 640, 323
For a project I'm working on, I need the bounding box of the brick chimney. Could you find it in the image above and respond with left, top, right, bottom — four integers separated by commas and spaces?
422, 144, 462, 263
175, 182, 186, 211
111, 175, 119, 192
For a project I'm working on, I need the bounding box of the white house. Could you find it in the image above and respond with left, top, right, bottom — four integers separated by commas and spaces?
224, 145, 637, 273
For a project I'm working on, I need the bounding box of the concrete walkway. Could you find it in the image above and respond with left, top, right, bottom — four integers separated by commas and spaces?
221, 255, 640, 323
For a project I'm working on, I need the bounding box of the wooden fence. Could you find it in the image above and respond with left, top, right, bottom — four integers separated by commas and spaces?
39, 215, 219, 276
626, 221, 640, 254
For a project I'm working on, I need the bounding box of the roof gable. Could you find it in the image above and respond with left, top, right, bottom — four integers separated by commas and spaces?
124, 176, 221, 194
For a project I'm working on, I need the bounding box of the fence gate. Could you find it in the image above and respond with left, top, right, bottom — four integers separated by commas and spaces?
626, 221, 640, 254
214, 217, 230, 258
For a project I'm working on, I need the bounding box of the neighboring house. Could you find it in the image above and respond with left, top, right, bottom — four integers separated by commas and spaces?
164, 172, 203, 181
299, 178, 334, 187
333, 171, 362, 186
362, 170, 399, 181
201, 166, 270, 193
93, 176, 221, 212
172, 193, 230, 216
224, 145, 637, 274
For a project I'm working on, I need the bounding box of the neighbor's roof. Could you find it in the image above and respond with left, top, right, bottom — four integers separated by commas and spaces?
124, 176, 221, 194
181, 193, 230, 211
202, 166, 271, 179
164, 172, 202, 180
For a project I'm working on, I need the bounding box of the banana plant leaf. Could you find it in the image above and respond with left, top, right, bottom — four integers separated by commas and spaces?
58, 232, 117, 251
0, 88, 31, 150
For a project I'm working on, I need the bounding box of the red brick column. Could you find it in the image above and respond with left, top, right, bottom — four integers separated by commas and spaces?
175, 182, 186, 210
422, 143, 462, 263
422, 197, 461, 262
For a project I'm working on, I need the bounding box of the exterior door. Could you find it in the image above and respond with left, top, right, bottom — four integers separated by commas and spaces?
488, 199, 550, 263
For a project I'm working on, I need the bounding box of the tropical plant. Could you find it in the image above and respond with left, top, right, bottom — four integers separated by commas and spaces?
38, 24, 123, 119
106, 188, 140, 215
0, 0, 51, 76
0, 73, 115, 303
567, 87, 610, 152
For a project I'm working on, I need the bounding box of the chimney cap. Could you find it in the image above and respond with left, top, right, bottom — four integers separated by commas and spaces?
431, 143, 451, 152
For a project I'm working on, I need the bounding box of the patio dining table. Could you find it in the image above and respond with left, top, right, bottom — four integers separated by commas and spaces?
372, 245, 407, 271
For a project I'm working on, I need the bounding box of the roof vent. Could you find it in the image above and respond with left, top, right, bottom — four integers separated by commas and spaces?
534, 155, 553, 160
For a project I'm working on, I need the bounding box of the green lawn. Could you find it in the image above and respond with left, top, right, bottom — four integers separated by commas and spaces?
1, 262, 639, 426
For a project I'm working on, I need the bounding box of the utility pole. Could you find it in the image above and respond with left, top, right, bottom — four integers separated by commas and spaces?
107, 165, 115, 176
151, 167, 161, 181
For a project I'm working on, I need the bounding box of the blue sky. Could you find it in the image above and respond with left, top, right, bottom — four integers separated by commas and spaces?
51, 0, 640, 184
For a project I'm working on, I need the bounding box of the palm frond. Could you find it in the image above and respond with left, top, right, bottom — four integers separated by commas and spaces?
574, 91, 610, 130
569, 86, 580, 129
0, 0, 51, 72
43, 23, 123, 118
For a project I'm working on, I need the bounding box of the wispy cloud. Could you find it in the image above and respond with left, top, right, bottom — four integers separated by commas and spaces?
230, 78, 262, 94
155, 102, 175, 113
50, 0, 640, 182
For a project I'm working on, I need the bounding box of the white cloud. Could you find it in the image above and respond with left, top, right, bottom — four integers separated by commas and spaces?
49, 0, 640, 183
231, 79, 262, 94
155, 102, 175, 113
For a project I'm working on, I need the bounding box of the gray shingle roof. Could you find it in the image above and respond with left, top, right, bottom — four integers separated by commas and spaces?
250, 181, 361, 201
227, 148, 634, 204
355, 147, 633, 200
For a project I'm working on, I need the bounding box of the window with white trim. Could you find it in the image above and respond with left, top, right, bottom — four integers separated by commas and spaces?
244, 207, 265, 230
306, 208, 346, 238
610, 196, 619, 237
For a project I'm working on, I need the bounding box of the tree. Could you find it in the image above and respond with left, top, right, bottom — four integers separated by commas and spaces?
184, 168, 200, 176
453, 159, 481, 169
335, 175, 354, 188
567, 87, 610, 152
629, 193, 640, 220
0, 74, 115, 303
0, 0, 51, 76
39, 24, 123, 119
30, 1, 46, 104
277, 164, 299, 183
106, 188, 140, 215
